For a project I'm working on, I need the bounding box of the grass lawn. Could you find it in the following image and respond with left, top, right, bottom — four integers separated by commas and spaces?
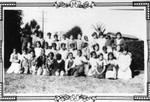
4, 72, 145, 94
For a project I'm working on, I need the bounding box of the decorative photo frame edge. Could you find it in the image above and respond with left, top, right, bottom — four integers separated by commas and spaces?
0, 0, 149, 101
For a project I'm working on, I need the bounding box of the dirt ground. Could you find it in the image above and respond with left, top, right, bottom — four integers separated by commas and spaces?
4, 72, 145, 94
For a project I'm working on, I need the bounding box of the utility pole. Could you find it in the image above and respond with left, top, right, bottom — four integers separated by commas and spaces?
42, 10, 44, 34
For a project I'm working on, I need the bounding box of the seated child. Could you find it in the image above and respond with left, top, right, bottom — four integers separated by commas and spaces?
65, 52, 74, 76
54, 53, 65, 76
36, 49, 48, 75
95, 53, 106, 78
87, 51, 98, 77
20, 48, 29, 74
71, 49, 88, 77
28, 50, 37, 75
46, 52, 56, 75
7, 48, 21, 74
105, 52, 117, 79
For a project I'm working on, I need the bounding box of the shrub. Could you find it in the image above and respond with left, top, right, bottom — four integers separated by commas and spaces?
125, 40, 144, 70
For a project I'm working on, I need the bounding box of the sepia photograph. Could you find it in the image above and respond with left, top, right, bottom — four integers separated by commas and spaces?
0, 0, 149, 101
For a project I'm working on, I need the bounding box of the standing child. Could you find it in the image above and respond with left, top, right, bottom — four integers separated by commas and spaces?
68, 43, 77, 58
53, 34, 60, 50
117, 47, 132, 80
59, 43, 68, 60
67, 35, 76, 50
54, 53, 65, 76
105, 52, 117, 79
113, 45, 122, 59
76, 33, 84, 50
50, 43, 58, 59
7, 48, 21, 74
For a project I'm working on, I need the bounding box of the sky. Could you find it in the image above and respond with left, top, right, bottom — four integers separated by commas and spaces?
4, 0, 147, 40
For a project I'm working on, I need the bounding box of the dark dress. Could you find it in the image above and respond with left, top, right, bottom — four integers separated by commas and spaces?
54, 59, 65, 73
46, 58, 56, 75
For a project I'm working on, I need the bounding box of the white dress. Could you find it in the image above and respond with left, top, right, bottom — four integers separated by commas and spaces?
7, 53, 21, 74
87, 58, 98, 76
117, 54, 132, 80
34, 47, 42, 58
105, 59, 117, 79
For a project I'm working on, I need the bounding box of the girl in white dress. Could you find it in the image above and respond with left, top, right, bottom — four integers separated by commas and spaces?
117, 48, 132, 80
87, 51, 98, 77
7, 49, 21, 74
105, 52, 117, 79
113, 45, 122, 59
34, 41, 42, 58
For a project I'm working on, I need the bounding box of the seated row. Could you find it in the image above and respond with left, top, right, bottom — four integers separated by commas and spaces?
7, 46, 132, 80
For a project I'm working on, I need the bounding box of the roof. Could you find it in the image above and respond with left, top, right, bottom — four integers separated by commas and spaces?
107, 32, 139, 40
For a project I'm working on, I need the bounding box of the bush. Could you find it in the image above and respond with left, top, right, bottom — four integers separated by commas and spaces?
125, 40, 144, 70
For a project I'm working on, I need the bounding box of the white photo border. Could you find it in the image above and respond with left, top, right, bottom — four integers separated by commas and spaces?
0, 0, 150, 101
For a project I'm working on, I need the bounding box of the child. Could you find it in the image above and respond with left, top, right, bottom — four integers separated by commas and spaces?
20, 48, 29, 74
44, 42, 51, 57
83, 35, 92, 51
98, 34, 106, 52
71, 49, 88, 77
65, 52, 74, 76
59, 43, 68, 60
27, 42, 33, 53
45, 32, 53, 47
54, 53, 65, 76
7, 48, 21, 74
31, 30, 38, 48
105, 35, 113, 52
102, 46, 108, 60
93, 43, 100, 55
113, 45, 122, 59
28, 50, 37, 74
82, 42, 90, 60
36, 49, 47, 75
95, 53, 106, 78
36, 31, 45, 48
50, 43, 58, 59
67, 35, 76, 50
46, 52, 56, 75
76, 33, 84, 50
117, 47, 132, 80
34, 41, 42, 58
87, 51, 98, 77
68, 43, 77, 58
60, 34, 68, 49
114, 32, 125, 48
105, 52, 117, 79
53, 34, 60, 50
91, 32, 98, 47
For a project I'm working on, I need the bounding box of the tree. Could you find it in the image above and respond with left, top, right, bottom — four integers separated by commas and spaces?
66, 26, 82, 39
4, 10, 23, 68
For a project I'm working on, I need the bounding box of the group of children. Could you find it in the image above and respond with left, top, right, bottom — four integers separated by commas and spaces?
6, 31, 132, 80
